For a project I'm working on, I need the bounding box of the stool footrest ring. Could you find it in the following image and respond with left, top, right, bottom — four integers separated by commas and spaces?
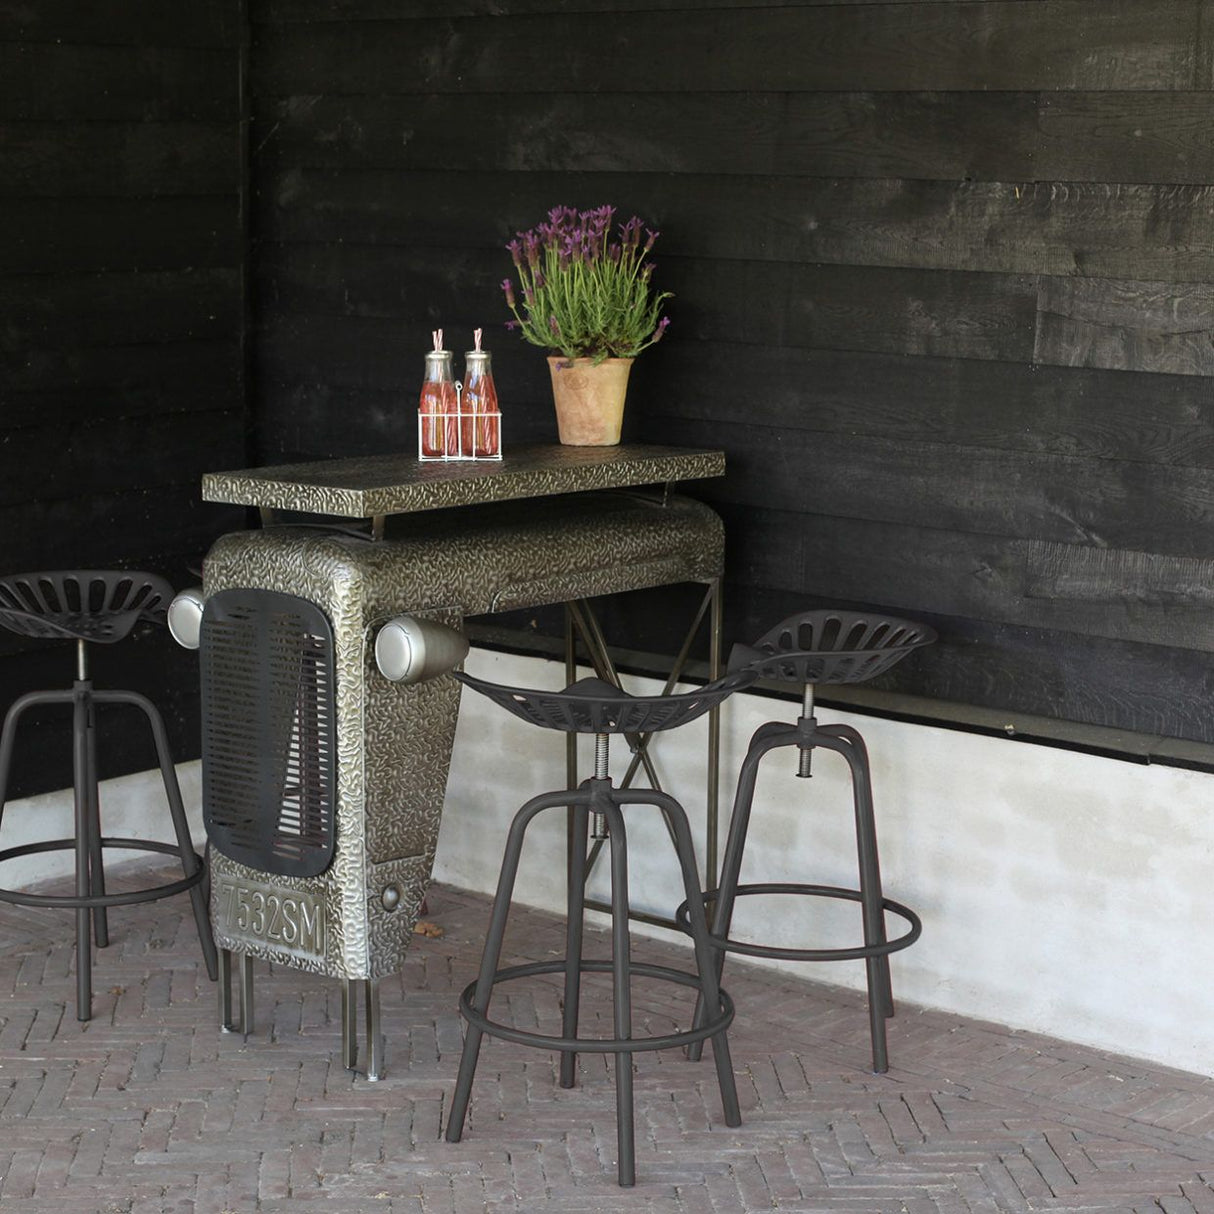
459, 958, 734, 1053
675, 882, 921, 963
0, 837, 205, 909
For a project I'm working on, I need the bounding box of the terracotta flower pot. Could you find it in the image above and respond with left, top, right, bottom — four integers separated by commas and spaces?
546, 356, 634, 446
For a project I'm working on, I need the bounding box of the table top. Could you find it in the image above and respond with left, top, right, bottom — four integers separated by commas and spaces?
202, 443, 725, 519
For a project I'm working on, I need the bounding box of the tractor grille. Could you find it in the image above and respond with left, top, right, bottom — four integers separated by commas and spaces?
200, 589, 337, 878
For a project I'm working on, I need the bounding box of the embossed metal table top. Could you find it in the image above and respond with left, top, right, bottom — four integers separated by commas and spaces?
202, 444, 725, 519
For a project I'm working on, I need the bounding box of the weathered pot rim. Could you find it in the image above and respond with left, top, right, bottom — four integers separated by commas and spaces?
546, 355, 636, 369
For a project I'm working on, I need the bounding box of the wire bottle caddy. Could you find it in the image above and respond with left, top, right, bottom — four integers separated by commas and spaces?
418, 329, 502, 462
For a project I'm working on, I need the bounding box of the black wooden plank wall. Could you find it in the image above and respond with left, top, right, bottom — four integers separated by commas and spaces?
1, 0, 248, 796
248, 0, 1214, 745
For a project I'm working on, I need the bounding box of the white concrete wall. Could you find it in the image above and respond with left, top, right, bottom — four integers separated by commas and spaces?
435, 646, 1214, 1078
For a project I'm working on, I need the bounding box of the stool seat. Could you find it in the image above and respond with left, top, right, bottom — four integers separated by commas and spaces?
729, 608, 936, 687
0, 570, 171, 644
0, 568, 216, 1021
454, 669, 752, 735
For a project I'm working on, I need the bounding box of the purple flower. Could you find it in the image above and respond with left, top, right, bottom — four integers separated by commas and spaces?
501, 278, 516, 307
549, 315, 560, 335
505, 319, 521, 331
506, 239, 522, 269
644, 229, 659, 254
653, 315, 671, 343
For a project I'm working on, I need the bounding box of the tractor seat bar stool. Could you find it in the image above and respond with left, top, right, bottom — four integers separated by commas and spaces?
679, 609, 934, 1073
0, 571, 218, 1020
445, 667, 754, 1187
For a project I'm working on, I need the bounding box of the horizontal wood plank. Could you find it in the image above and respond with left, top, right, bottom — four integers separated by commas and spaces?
255, 242, 1040, 364
4, 268, 241, 352
0, 0, 238, 46
252, 4, 1198, 96
644, 415, 1214, 559
635, 343, 1214, 469
1034, 276, 1214, 375
258, 169, 1214, 284
1, 123, 238, 197
6, 338, 243, 400
0, 197, 241, 274
718, 503, 1214, 653
0, 486, 245, 574
251, 90, 1214, 185
0, 44, 238, 121
250, 0, 1048, 21
0, 411, 246, 508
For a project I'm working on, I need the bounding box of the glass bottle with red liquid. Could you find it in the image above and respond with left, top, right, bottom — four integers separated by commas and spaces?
418, 331, 457, 459
461, 333, 500, 458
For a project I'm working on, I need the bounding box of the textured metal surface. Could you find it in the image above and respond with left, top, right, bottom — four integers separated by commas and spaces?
202, 444, 724, 519
203, 490, 723, 981
201, 590, 337, 879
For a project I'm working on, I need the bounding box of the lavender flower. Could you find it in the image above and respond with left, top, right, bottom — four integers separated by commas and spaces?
501, 204, 673, 362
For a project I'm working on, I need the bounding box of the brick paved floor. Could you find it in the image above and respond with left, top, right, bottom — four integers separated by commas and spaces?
1, 868, 1214, 1212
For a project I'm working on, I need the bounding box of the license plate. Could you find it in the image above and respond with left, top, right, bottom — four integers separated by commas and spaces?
216, 876, 326, 959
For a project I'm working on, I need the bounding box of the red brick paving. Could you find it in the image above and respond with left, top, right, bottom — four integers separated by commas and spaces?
0, 868, 1213, 1211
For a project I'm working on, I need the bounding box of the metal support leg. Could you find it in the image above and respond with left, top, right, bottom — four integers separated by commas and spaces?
342, 980, 358, 1071
446, 788, 581, 1143
99, 690, 219, 981
688, 723, 794, 1061
707, 577, 722, 885
84, 699, 109, 949
560, 802, 589, 1088
618, 787, 741, 1127
238, 952, 254, 1038
364, 979, 383, 1081
219, 948, 236, 1031
72, 683, 92, 1021
816, 723, 894, 1071
604, 801, 635, 1187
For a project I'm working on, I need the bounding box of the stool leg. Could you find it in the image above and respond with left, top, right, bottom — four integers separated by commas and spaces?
624, 787, 742, 1128
603, 801, 635, 1187
84, 699, 108, 949
446, 789, 576, 1144
816, 723, 892, 1073
72, 686, 93, 1021
688, 724, 793, 1062
109, 690, 218, 981
560, 802, 589, 1088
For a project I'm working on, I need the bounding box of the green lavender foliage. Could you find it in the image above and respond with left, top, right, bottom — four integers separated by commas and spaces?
502, 205, 672, 362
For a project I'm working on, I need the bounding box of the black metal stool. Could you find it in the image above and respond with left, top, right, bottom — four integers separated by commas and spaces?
445, 668, 753, 1187
0, 570, 218, 1020
680, 609, 934, 1073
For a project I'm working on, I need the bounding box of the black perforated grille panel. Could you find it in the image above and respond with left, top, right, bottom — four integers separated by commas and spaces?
200, 589, 337, 878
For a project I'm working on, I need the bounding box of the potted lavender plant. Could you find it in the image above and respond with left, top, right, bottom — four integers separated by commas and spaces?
501, 205, 671, 445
